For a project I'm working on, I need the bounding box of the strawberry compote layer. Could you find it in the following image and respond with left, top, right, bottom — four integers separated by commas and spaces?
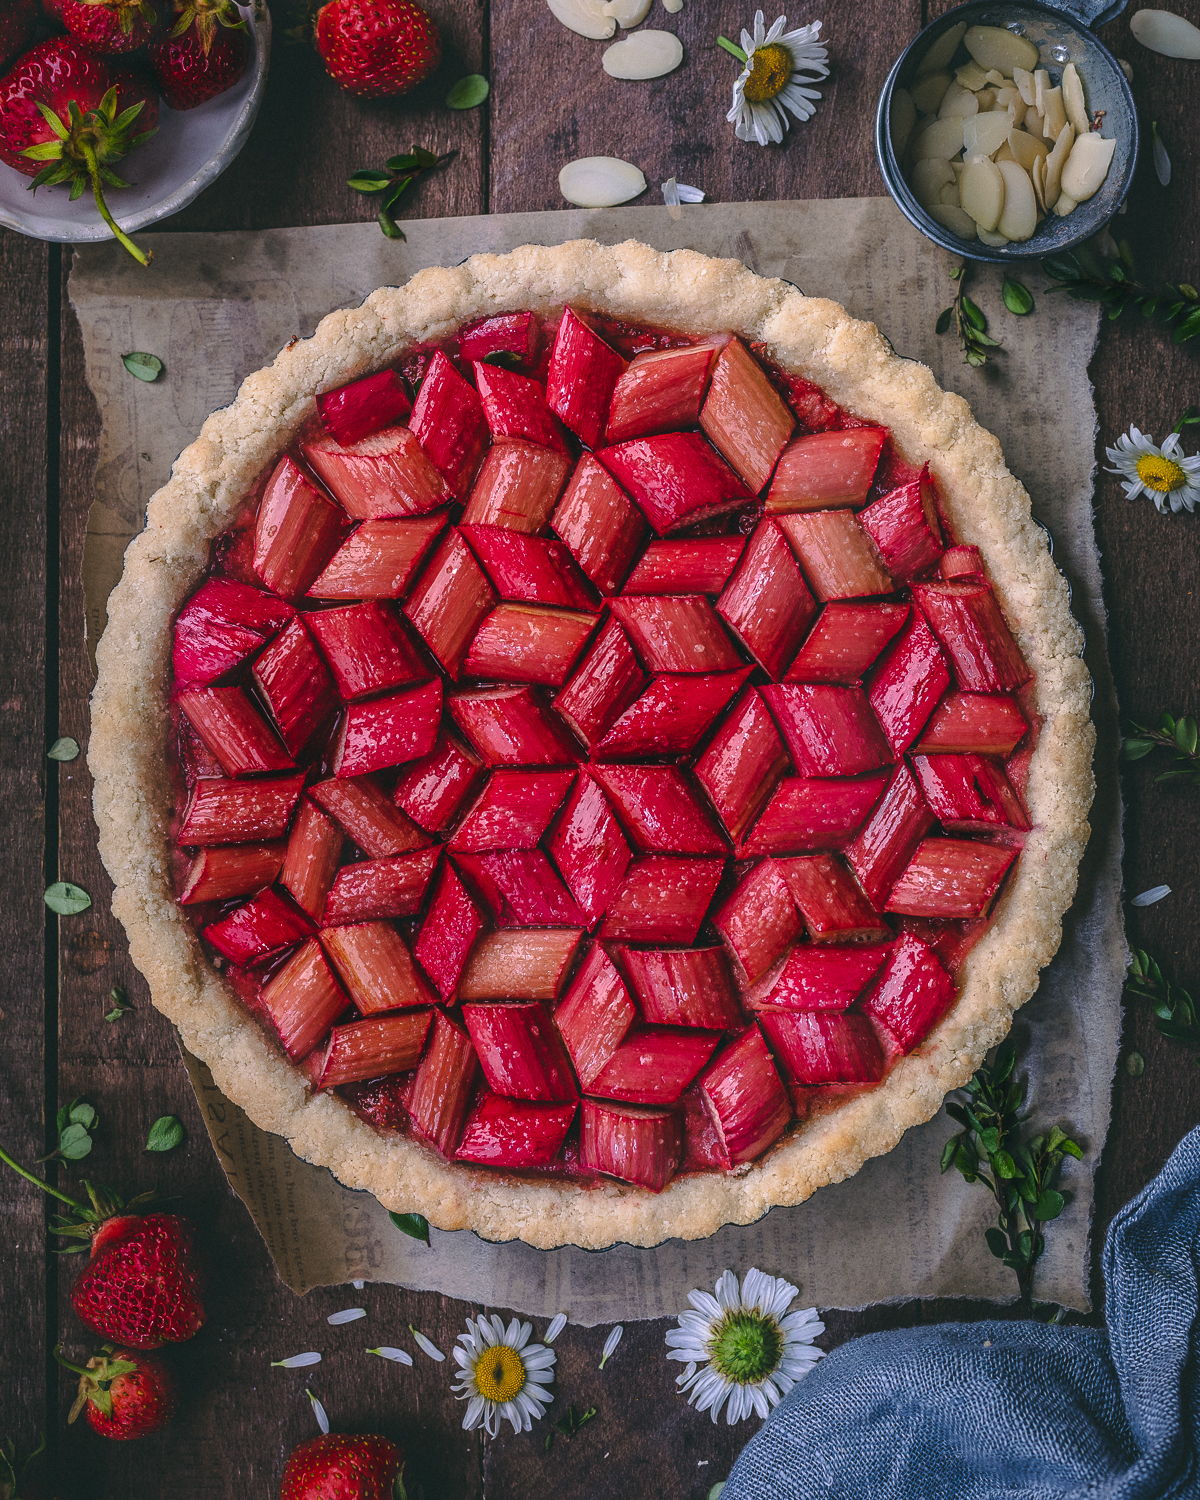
168, 306, 1038, 1195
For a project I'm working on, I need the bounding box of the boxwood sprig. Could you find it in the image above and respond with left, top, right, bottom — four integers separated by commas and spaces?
1042, 239, 1200, 342
1125, 950, 1200, 1058
1122, 710, 1200, 789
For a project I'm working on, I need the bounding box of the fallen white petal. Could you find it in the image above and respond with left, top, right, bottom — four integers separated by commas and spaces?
306, 1389, 330, 1435
600, 1325, 624, 1366
367, 1346, 414, 1366
410, 1326, 446, 1361
663, 176, 681, 206
1153, 131, 1171, 186
675, 182, 705, 202
1129, 8, 1200, 58
548, 0, 616, 39
1132, 884, 1171, 906
559, 156, 647, 207
545, 1312, 568, 1343
327, 1307, 366, 1325
352, 1280, 365, 1290
603, 29, 684, 78
271, 1351, 321, 1369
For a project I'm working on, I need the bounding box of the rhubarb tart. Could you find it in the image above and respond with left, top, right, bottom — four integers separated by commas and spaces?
90, 240, 1094, 1250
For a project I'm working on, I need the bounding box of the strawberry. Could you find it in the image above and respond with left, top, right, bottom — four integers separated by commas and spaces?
0, 38, 158, 263
57, 1343, 178, 1441
0, 0, 39, 73
314, 0, 440, 99
150, 0, 248, 107
61, 0, 159, 54
280, 1434, 405, 1500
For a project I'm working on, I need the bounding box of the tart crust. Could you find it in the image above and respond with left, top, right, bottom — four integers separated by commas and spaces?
90, 239, 1094, 1250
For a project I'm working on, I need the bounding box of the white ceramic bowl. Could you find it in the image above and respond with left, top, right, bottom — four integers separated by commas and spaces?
0, 0, 270, 243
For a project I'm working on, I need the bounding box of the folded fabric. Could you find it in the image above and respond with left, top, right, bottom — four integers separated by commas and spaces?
723, 1123, 1200, 1499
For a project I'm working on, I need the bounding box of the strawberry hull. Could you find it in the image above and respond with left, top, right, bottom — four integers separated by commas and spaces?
204, 887, 314, 966
623, 537, 745, 595
597, 432, 751, 534
331, 679, 443, 779
785, 603, 909, 685
915, 692, 1028, 756
408, 349, 490, 500
758, 1009, 884, 1084
461, 440, 572, 532
860, 931, 955, 1052
777, 509, 892, 602
699, 1026, 791, 1166
618, 946, 742, 1030
608, 595, 742, 674
310, 776, 431, 858
546, 773, 632, 926
450, 769, 576, 851
320, 921, 435, 1013
553, 619, 646, 751
592, 764, 726, 854
743, 942, 892, 1010
717, 520, 816, 678
712, 859, 803, 986
322, 848, 440, 925
599, 857, 724, 944
177, 685, 293, 776
403, 528, 497, 679
459, 525, 596, 610
761, 683, 893, 778
579, 1098, 682, 1191
868, 609, 951, 755
306, 602, 427, 701
280, 798, 344, 919
253, 456, 349, 599
590, 1026, 722, 1104
392, 732, 484, 834
448, 686, 579, 766
179, 842, 286, 905
172, 579, 293, 688
546, 307, 627, 449
261, 939, 349, 1061
858, 470, 944, 581
553, 944, 637, 1090
780, 853, 889, 942
605, 343, 718, 444
457, 1093, 578, 1169
912, 581, 1032, 694
844, 762, 935, 910
308, 517, 446, 600
316, 368, 411, 448
462, 1002, 578, 1102
414, 860, 485, 1000
251, 617, 340, 757
179, 774, 306, 845
693, 689, 789, 845
885, 837, 1019, 919
464, 604, 595, 686
314, 1010, 434, 1090
596, 670, 751, 757
551, 455, 647, 596
458, 929, 583, 1000
767, 428, 887, 511
742, 771, 890, 856
700, 337, 795, 494
303, 427, 452, 520
474, 360, 567, 452
408, 1010, 478, 1156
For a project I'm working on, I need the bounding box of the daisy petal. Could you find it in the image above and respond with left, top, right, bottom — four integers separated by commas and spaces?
326, 1307, 366, 1326
367, 1346, 413, 1366
271, 1352, 321, 1369
410, 1327, 446, 1361
306, 1389, 330, 1435
545, 1312, 568, 1344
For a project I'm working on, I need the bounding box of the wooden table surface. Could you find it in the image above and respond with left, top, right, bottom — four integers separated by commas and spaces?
2, 0, 1199, 1493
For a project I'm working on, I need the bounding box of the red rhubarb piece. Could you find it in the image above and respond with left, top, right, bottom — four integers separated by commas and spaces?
911, 754, 1030, 833
776, 509, 892, 601
693, 689, 789, 846
458, 929, 583, 1001
743, 943, 892, 1011
331, 679, 443, 779
712, 858, 803, 986
579, 1098, 682, 1191
414, 859, 486, 1001
457, 311, 540, 368
767, 428, 887, 511
459, 525, 596, 610
595, 670, 752, 757
456, 1093, 577, 1169
597, 432, 751, 535
763, 682, 892, 779
618, 946, 742, 1030
546, 307, 627, 449
552, 618, 646, 752
448, 686, 579, 766
321, 920, 435, 1013
403, 528, 497, 679
204, 887, 314, 966
940, 545, 985, 581
460, 849, 585, 926
605, 342, 718, 444
608, 595, 742, 674
308, 516, 446, 600
914, 691, 1028, 755
280, 797, 344, 919
716, 519, 817, 678
591, 764, 726, 854
178, 774, 306, 846
474, 360, 567, 453
860, 931, 955, 1052
261, 939, 349, 1061
460, 440, 572, 533
172, 579, 293, 689
408, 349, 490, 500
179, 842, 286, 905
343, 1073, 414, 1132
462, 1001, 578, 1102
598, 857, 724, 944
251, 617, 340, 757
779, 852, 889, 942
858, 468, 944, 582
313, 1009, 434, 1089
177, 685, 294, 776
911, 581, 1032, 694
553, 944, 636, 1090
758, 1010, 884, 1084
741, 771, 890, 855
885, 837, 1019, 919
781, 374, 841, 432
699, 1026, 791, 1166
306, 601, 427, 700
464, 604, 596, 686
589, 1026, 722, 1105
392, 732, 485, 834
177, 718, 226, 784
623, 536, 746, 595
699, 337, 796, 495
449, 769, 576, 851
785, 602, 909, 684
310, 775, 431, 857
551, 455, 647, 595
545, 773, 632, 927
302, 428, 452, 521
409, 1010, 479, 1156
867, 608, 951, 755
844, 762, 935, 910
253, 456, 349, 599
317, 369, 412, 448
322, 848, 441, 925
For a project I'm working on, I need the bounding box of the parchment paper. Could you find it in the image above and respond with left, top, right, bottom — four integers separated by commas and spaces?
71, 200, 1125, 1319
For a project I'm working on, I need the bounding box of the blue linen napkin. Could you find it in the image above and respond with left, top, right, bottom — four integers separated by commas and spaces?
723, 1123, 1200, 1499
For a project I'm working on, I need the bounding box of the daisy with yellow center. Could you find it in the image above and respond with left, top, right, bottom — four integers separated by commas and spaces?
451, 1313, 556, 1438
718, 12, 828, 147
1105, 425, 1200, 514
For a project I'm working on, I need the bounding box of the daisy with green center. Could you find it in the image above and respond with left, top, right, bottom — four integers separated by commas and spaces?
1105, 425, 1200, 514
718, 13, 828, 146
666, 1267, 824, 1424
451, 1314, 556, 1438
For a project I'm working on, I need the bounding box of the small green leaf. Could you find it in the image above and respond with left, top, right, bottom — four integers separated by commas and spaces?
993, 1149, 1018, 1179
978, 1126, 1001, 1156
1058, 1137, 1084, 1161
347, 169, 392, 192
69, 1102, 96, 1129
940, 1136, 959, 1173
44, 882, 91, 915
1034, 1189, 1065, 1221
378, 208, 406, 241
58, 1124, 92, 1160
146, 1116, 184, 1153
708, 1485, 727, 1500
961, 296, 987, 332
105, 986, 133, 1022
56, 1103, 70, 1136
1126, 1050, 1146, 1077
121, 352, 163, 383
389, 1211, 430, 1244
48, 737, 80, 762
935, 307, 953, 335
1002, 277, 1034, 315
1175, 716, 1198, 756
446, 74, 489, 109
1122, 738, 1154, 760
993, 1040, 1016, 1082
984, 1226, 1009, 1260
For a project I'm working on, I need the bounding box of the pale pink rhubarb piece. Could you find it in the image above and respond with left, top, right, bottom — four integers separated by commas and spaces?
553, 944, 636, 1090
280, 797, 344, 919
911, 754, 1030, 834
867, 609, 951, 755
459, 525, 596, 610
743, 943, 892, 1010
456, 1093, 578, 1168
251, 617, 340, 757
911, 581, 1032, 694
605, 343, 718, 445
776, 509, 892, 602
177, 685, 293, 776
699, 337, 795, 494
331, 679, 442, 779
179, 842, 286, 905
579, 1098, 682, 1192
457, 929, 583, 1001
313, 1009, 434, 1089
844, 762, 935, 910
608, 595, 742, 674
589, 1026, 722, 1105
457, 311, 540, 368
712, 858, 803, 986
741, 771, 890, 856
464, 604, 596, 686
408, 1010, 479, 1156
767, 428, 887, 511
392, 732, 485, 834
779, 853, 889, 942
261, 939, 349, 1061
618, 946, 742, 1030
403, 528, 498, 679
859, 468, 944, 582
254, 456, 349, 599
415, 859, 486, 1001
321, 921, 435, 1013
307, 517, 446, 600
317, 368, 411, 448
693, 689, 789, 846
172, 579, 293, 689
860, 931, 955, 1052
459, 849, 585, 927
178, 774, 306, 845
473, 360, 567, 453
460, 440, 572, 533
302, 429, 451, 520
552, 619, 646, 752
546, 307, 627, 450
592, 764, 726, 855
885, 837, 1019, 919
204, 887, 314, 965
699, 1026, 791, 1166
597, 432, 751, 534
448, 686, 579, 766
310, 775, 431, 858
545, 773, 632, 927
758, 1009, 884, 1084
716, 519, 817, 678
623, 536, 745, 595
785, 603, 909, 685
449, 769, 576, 852
914, 692, 1028, 756
551, 455, 647, 595
762, 683, 893, 779
322, 848, 441, 925
462, 1002, 578, 1102
408, 349, 490, 500
599, 857, 724, 944
595, 670, 752, 758
939, 545, 985, 582
306, 602, 427, 700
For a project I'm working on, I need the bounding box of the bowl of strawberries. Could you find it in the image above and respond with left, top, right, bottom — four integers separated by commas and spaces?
0, 0, 270, 259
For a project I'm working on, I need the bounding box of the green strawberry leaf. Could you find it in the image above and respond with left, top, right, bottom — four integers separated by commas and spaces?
44, 882, 91, 915
146, 1116, 184, 1153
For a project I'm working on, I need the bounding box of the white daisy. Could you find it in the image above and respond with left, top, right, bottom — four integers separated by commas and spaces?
1105, 425, 1200, 514
720, 13, 829, 147
665, 1267, 824, 1425
450, 1314, 556, 1439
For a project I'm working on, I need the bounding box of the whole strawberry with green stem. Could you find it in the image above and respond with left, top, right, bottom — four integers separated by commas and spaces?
61, 0, 160, 54
280, 1434, 406, 1500
150, 0, 248, 108
56, 1343, 178, 1441
0, 1145, 206, 1348
313, 0, 440, 99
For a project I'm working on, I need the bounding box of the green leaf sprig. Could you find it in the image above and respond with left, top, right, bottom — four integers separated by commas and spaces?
1125, 950, 1200, 1057
0, 1432, 46, 1500
1042, 240, 1200, 342
1122, 710, 1200, 788
936, 263, 1002, 368
146, 1116, 184, 1153
347, 147, 453, 240
105, 986, 133, 1023
43, 1099, 98, 1163
389, 1210, 430, 1245
544, 1403, 597, 1452
941, 1039, 1082, 1306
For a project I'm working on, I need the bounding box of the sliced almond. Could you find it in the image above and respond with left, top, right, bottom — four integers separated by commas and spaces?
1061, 63, 1090, 135
1054, 191, 1078, 217
928, 203, 978, 240
996, 158, 1037, 241
910, 116, 967, 161
1012, 66, 1036, 106
1128, 8, 1200, 59
984, 68, 1007, 86
1033, 67, 1049, 115
960, 155, 1005, 231
1060, 132, 1116, 202
1031, 152, 1048, 212
994, 85, 1023, 109
956, 60, 989, 90
994, 140, 1017, 163
1008, 126, 1048, 172
602, 28, 683, 77
1041, 85, 1067, 141
548, 0, 617, 39
916, 20, 968, 76
912, 157, 956, 209
911, 71, 953, 114
939, 83, 980, 119
559, 155, 647, 206
1043, 121, 1075, 206
602, 0, 652, 21
977, 226, 1010, 247
962, 110, 1011, 159
891, 88, 917, 158
938, 181, 962, 206
975, 87, 998, 110
964, 24, 1039, 74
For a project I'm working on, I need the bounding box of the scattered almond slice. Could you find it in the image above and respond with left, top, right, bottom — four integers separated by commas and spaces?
960, 156, 1005, 231
548, 0, 617, 39
891, 88, 916, 156
928, 202, 978, 239
996, 158, 1037, 241
915, 20, 967, 77
911, 116, 967, 161
937, 181, 961, 206
1031, 152, 1047, 213
975, 87, 997, 110
984, 68, 1006, 86
977, 226, 1009, 247
602, 28, 683, 77
939, 83, 979, 119
1129, 7, 1200, 58
962, 110, 1009, 159
994, 139, 1016, 164
1054, 191, 1078, 217
662, 0, 683, 10
559, 155, 647, 206
1008, 126, 1047, 172
1062, 63, 1090, 135
1011, 66, 1036, 107
603, 0, 652, 25
912, 157, 956, 208
1042, 121, 1075, 207
1060, 132, 1116, 203
1041, 86, 1067, 141
910, 71, 953, 114
955, 60, 988, 90
1033, 67, 1049, 116
964, 24, 1039, 74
